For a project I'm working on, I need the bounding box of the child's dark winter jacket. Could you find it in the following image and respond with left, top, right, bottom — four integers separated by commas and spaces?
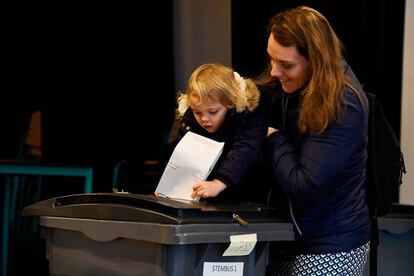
176, 106, 267, 201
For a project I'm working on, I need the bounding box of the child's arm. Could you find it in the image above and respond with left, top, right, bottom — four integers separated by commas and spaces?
213, 108, 267, 189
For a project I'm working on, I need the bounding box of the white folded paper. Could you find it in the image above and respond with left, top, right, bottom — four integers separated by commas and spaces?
155, 131, 224, 201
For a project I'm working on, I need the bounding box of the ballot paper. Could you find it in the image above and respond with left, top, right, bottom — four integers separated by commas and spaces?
155, 131, 224, 201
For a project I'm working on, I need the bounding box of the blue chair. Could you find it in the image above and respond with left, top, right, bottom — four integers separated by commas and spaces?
0, 111, 94, 276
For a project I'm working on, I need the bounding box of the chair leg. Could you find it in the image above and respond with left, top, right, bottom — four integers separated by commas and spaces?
1, 176, 11, 276
32, 177, 43, 232
9, 176, 21, 228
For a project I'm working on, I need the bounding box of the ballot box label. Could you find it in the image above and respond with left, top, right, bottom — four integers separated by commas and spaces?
203, 262, 243, 276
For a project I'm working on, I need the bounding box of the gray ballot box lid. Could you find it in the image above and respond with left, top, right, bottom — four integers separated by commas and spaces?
22, 193, 294, 244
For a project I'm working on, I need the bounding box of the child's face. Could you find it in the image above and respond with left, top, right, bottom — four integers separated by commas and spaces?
189, 94, 228, 133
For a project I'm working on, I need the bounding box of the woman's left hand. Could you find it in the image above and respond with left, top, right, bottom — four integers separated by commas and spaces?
267, 127, 279, 137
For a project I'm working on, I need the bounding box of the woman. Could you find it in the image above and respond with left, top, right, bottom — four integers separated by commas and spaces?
259, 6, 371, 275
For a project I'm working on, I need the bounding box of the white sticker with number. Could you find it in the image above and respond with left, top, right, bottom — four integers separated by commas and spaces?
222, 233, 257, 256
203, 262, 243, 276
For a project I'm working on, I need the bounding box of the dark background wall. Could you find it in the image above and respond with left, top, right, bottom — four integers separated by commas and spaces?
3, 2, 175, 193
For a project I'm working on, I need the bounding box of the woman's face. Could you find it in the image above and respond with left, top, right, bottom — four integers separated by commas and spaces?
189, 94, 228, 133
267, 34, 310, 93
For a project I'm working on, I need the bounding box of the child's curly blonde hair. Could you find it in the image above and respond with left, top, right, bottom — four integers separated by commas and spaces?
177, 63, 260, 116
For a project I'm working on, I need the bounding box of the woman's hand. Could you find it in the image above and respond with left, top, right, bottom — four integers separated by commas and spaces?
267, 127, 279, 137
192, 179, 227, 199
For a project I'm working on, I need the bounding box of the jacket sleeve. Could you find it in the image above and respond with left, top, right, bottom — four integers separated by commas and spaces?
266, 91, 367, 206
213, 107, 267, 188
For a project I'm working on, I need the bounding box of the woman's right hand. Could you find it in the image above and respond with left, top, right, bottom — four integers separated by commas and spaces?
267, 127, 278, 137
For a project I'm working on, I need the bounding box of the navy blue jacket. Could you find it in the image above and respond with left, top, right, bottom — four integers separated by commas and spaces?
176, 107, 267, 201
264, 70, 371, 254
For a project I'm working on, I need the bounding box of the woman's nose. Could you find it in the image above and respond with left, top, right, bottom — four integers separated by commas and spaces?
270, 64, 282, 77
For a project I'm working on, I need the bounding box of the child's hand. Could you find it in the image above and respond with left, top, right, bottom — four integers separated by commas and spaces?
191, 179, 227, 199
154, 192, 160, 197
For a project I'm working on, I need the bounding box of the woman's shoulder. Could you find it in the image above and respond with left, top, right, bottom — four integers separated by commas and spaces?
343, 87, 368, 111
340, 88, 369, 126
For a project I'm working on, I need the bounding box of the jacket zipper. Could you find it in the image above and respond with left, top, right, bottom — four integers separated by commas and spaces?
281, 93, 288, 130
289, 202, 303, 236
281, 93, 304, 237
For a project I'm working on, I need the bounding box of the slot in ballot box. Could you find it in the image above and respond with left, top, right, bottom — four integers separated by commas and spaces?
22, 193, 294, 276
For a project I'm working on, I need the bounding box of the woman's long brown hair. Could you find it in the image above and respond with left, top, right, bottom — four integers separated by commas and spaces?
267, 6, 358, 134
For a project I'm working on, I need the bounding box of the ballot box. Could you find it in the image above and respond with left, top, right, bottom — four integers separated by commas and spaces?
376, 216, 414, 275
364, 204, 414, 276
23, 193, 294, 276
